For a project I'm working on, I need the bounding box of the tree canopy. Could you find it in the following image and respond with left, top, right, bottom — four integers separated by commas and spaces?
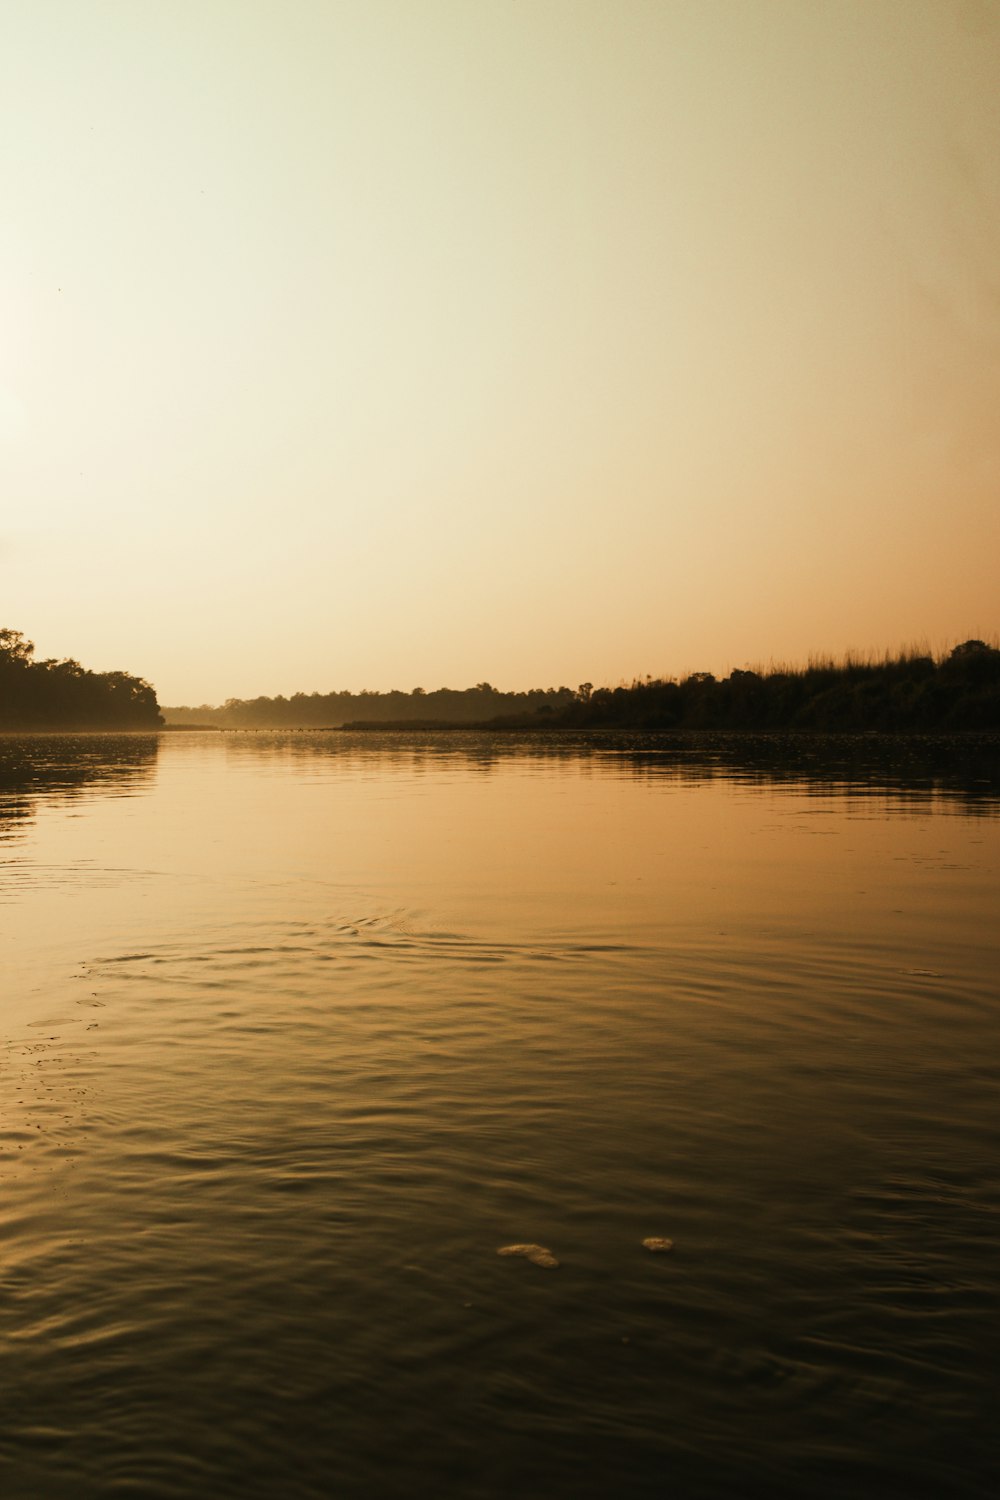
0, 629, 163, 729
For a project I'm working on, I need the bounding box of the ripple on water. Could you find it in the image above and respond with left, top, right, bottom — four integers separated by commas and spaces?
2, 738, 998, 1500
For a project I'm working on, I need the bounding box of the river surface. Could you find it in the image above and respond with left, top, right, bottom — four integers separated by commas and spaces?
1, 731, 998, 1499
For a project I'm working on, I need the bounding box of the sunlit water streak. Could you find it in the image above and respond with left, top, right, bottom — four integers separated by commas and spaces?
1, 732, 998, 1499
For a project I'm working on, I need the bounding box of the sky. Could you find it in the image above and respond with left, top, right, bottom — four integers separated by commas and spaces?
2, 0, 998, 704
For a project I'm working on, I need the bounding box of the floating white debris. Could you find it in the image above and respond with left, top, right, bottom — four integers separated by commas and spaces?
497, 1243, 559, 1268
641, 1237, 674, 1253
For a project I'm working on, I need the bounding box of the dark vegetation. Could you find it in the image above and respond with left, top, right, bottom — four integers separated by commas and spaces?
478, 641, 1000, 733
164, 643, 1000, 733
165, 681, 578, 729
0, 629, 162, 730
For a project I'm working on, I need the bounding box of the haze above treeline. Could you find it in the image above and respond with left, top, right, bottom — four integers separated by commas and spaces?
3, 627, 998, 734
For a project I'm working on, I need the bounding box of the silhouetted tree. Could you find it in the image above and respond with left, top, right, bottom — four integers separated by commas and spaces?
0, 628, 163, 729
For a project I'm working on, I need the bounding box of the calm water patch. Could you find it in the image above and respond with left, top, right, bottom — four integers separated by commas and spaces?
1, 732, 998, 1498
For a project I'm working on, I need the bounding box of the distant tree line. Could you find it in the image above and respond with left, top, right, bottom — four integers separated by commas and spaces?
163, 681, 578, 728
162, 643, 1000, 733
477, 642, 1000, 733
0, 629, 163, 729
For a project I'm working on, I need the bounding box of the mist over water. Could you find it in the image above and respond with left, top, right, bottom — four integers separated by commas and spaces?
2, 732, 998, 1499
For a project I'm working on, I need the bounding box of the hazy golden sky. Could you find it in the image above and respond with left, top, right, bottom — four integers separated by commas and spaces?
3, 0, 998, 703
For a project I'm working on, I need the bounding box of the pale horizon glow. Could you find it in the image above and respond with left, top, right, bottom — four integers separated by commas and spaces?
2, 1, 998, 704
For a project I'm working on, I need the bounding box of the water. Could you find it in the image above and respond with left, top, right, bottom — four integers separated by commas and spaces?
2, 731, 998, 1499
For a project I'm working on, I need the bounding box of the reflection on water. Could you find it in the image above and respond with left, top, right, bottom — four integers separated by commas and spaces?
216, 727, 1000, 806
1, 732, 998, 1499
0, 732, 159, 837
